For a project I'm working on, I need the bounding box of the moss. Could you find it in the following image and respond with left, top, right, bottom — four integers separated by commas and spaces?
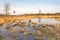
35, 38, 43, 40
0, 36, 6, 40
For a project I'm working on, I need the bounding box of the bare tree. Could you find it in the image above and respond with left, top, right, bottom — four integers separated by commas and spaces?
38, 10, 41, 22
13, 10, 16, 14
4, 2, 10, 15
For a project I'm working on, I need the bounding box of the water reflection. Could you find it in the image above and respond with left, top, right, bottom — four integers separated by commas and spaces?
0, 18, 60, 40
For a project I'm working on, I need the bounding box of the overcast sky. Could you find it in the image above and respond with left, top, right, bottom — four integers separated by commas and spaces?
0, 0, 60, 14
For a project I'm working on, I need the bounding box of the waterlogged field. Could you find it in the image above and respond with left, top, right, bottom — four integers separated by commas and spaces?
0, 18, 60, 40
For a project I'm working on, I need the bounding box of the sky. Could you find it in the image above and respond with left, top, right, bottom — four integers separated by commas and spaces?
0, 0, 60, 15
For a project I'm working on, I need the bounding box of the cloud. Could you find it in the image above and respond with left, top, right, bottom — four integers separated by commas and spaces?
0, 0, 60, 15
10, 5, 60, 15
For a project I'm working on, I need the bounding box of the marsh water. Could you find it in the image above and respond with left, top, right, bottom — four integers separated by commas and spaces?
0, 18, 60, 40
